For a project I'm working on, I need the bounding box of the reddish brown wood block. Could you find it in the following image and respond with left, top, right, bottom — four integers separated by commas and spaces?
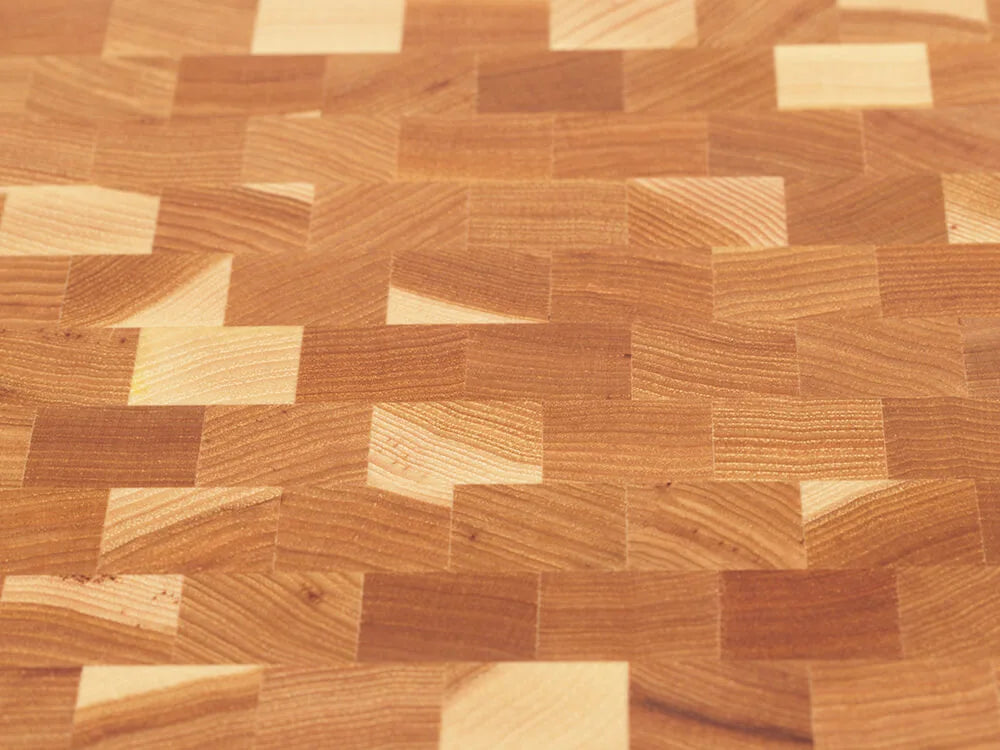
0, 115, 96, 185
929, 43, 1000, 106
898, 567, 1000, 657
553, 113, 707, 178
102, 0, 256, 56
709, 110, 864, 179
323, 52, 475, 115
713, 399, 888, 479
544, 400, 714, 482
838, 5, 990, 42
358, 573, 538, 661
0, 406, 33, 488
0, 328, 138, 406
23, 406, 203, 487
786, 174, 948, 246
883, 398, 1000, 479
174, 573, 362, 663
695, 0, 837, 45
450, 483, 627, 572
0, 0, 111, 54
276, 487, 451, 573
978, 480, 1000, 563
0, 667, 80, 749
628, 482, 806, 571
537, 571, 720, 659
465, 324, 630, 400
173, 55, 326, 117
195, 404, 371, 487
624, 49, 776, 113
402, 0, 549, 49
721, 570, 902, 659
255, 665, 443, 750
478, 51, 623, 112
0, 257, 69, 326
631, 660, 813, 749
0, 489, 106, 575
864, 108, 1000, 174
878, 245, 1000, 316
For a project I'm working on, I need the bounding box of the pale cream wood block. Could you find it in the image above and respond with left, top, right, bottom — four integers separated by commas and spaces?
129, 327, 304, 405
774, 43, 933, 110
837, 0, 988, 23
550, 0, 697, 50
386, 286, 543, 325
251, 0, 405, 54
799, 480, 900, 522
75, 665, 261, 710
0, 186, 159, 256
441, 662, 629, 750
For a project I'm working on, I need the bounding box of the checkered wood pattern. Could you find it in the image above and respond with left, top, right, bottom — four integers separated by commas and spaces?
2, 0, 1000, 747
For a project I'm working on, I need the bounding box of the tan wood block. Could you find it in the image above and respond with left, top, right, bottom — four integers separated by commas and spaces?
551, 0, 697, 50
0, 667, 79, 750
839, 0, 990, 41
943, 173, 1000, 243
0, 257, 69, 326
963, 319, 1000, 398
103, 0, 256, 56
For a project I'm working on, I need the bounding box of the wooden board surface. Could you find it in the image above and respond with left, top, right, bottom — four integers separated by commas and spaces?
2, 1, 1000, 748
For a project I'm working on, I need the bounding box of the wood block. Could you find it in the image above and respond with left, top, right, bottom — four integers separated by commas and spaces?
129, 327, 303, 406
309, 182, 466, 255
720, 569, 901, 658
898, 566, 1000, 656
298, 326, 467, 402
630, 660, 813, 749
241, 115, 397, 182
864, 108, 1000, 173
367, 401, 543, 506
785, 174, 947, 245
0, 257, 69, 326
450, 483, 627, 571
929, 42, 1000, 106
696, 0, 837, 45
537, 571, 719, 659
544, 400, 713, 482
97, 487, 281, 574
226, 248, 389, 327
632, 318, 799, 398
0, 115, 95, 185
977, 480, 1000, 563
0, 328, 138, 406
878, 245, 1000, 315
0, 667, 79, 750
172, 55, 326, 117
402, 0, 549, 49
0, 59, 31, 115
551, 247, 713, 324
802, 479, 985, 567
252, 0, 404, 54
71, 665, 261, 750
25, 56, 178, 122
324, 52, 475, 115
441, 662, 629, 750
397, 115, 552, 180
964, 319, 1000, 397
0, 574, 182, 665
0, 406, 33, 488
477, 51, 623, 112
553, 113, 707, 178
196, 404, 371, 487
810, 660, 1000, 750
712, 246, 881, 322
883, 398, 1000, 478
713, 399, 888, 479
628, 177, 787, 248
103, 0, 255, 56
0, 489, 107, 575
389, 246, 549, 325
709, 110, 864, 179
276, 486, 451, 572
173, 573, 362, 663
774, 43, 933, 109
62, 253, 232, 328
154, 184, 310, 257
628, 482, 806, 570
255, 665, 443, 750
624, 48, 776, 113
796, 316, 967, 397
550, 0, 696, 50
466, 323, 630, 400
357, 573, 538, 660
0, 0, 111, 54
93, 119, 245, 189
0, 186, 159, 257
943, 173, 1000, 243
24, 406, 203, 488
838, 0, 990, 42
